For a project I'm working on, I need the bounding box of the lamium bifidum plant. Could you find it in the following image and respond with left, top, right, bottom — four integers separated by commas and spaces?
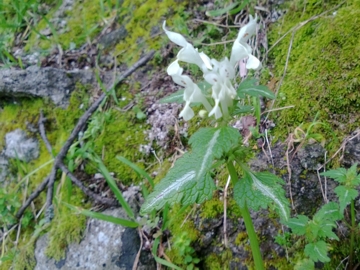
140, 15, 289, 269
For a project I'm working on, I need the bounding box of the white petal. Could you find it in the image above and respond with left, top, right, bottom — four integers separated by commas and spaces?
162, 21, 188, 47
246, 54, 261, 70
167, 60, 183, 76
219, 58, 235, 79
204, 72, 221, 85
208, 100, 222, 119
235, 14, 258, 43
171, 74, 193, 87
230, 42, 250, 66
199, 52, 212, 70
177, 46, 208, 71
179, 102, 195, 121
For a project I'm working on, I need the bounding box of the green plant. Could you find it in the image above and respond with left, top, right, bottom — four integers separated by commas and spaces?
172, 232, 200, 270
140, 16, 289, 269
286, 202, 342, 264
321, 164, 360, 268
283, 164, 360, 268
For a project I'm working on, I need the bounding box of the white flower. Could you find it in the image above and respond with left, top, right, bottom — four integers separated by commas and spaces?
230, 15, 261, 69
163, 16, 261, 120
163, 21, 211, 72
167, 60, 212, 121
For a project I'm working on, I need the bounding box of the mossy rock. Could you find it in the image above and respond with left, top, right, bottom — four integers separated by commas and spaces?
269, 0, 360, 146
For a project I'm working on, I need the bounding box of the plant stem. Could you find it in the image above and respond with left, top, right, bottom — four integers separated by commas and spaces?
226, 161, 264, 270
349, 199, 355, 268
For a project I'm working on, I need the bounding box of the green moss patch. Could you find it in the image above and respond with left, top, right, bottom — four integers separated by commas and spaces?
269, 0, 360, 146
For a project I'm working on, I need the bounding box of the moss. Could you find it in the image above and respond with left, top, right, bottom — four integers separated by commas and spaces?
45, 189, 87, 261
166, 204, 200, 265
113, 0, 188, 64
268, 0, 360, 150
200, 196, 223, 219
0, 86, 97, 267
203, 249, 233, 270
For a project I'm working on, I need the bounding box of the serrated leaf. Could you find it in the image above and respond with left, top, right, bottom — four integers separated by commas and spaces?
237, 79, 275, 99
317, 222, 339, 240
234, 171, 290, 221
354, 174, 360, 185
304, 241, 330, 263
320, 168, 347, 183
286, 215, 309, 235
189, 126, 240, 156
294, 259, 315, 270
159, 89, 184, 104
141, 127, 240, 214
334, 186, 358, 213
313, 202, 342, 222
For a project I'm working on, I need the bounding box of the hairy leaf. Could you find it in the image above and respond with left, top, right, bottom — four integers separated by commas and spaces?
304, 241, 330, 263
286, 215, 309, 235
234, 171, 289, 221
313, 202, 342, 222
335, 186, 358, 213
320, 168, 347, 183
141, 127, 240, 214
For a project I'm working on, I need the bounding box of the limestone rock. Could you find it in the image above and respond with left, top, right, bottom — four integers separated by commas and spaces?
4, 129, 39, 163
0, 66, 96, 108
35, 208, 155, 270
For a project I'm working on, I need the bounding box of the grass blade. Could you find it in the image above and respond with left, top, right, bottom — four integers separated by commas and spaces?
63, 202, 138, 228
116, 156, 154, 188
97, 159, 135, 220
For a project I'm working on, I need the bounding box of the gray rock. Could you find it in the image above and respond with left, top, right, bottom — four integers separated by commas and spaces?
0, 66, 96, 107
35, 208, 155, 270
343, 130, 360, 166
4, 129, 39, 162
0, 153, 9, 183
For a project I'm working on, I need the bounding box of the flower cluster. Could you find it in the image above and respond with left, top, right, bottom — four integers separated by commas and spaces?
163, 15, 261, 120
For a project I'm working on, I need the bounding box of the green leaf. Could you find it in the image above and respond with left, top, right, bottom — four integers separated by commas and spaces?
62, 202, 138, 228
237, 79, 275, 99
304, 241, 330, 263
294, 259, 315, 270
313, 202, 342, 222
151, 238, 183, 270
141, 127, 240, 214
234, 171, 290, 221
286, 215, 309, 235
97, 160, 135, 220
159, 89, 184, 104
232, 104, 254, 115
320, 168, 347, 183
116, 156, 154, 188
334, 186, 358, 213
205, 2, 239, 17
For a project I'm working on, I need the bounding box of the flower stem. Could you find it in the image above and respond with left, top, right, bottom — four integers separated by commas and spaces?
226, 161, 264, 270
349, 199, 355, 268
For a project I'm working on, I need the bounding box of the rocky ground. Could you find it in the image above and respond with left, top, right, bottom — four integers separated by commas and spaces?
0, 0, 359, 269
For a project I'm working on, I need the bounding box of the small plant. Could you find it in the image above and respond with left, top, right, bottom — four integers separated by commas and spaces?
283, 164, 360, 268
172, 232, 200, 270
321, 164, 360, 268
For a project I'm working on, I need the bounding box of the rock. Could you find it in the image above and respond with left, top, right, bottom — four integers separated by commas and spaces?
35, 208, 155, 270
0, 66, 96, 107
4, 129, 39, 162
0, 153, 9, 183
342, 130, 360, 166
